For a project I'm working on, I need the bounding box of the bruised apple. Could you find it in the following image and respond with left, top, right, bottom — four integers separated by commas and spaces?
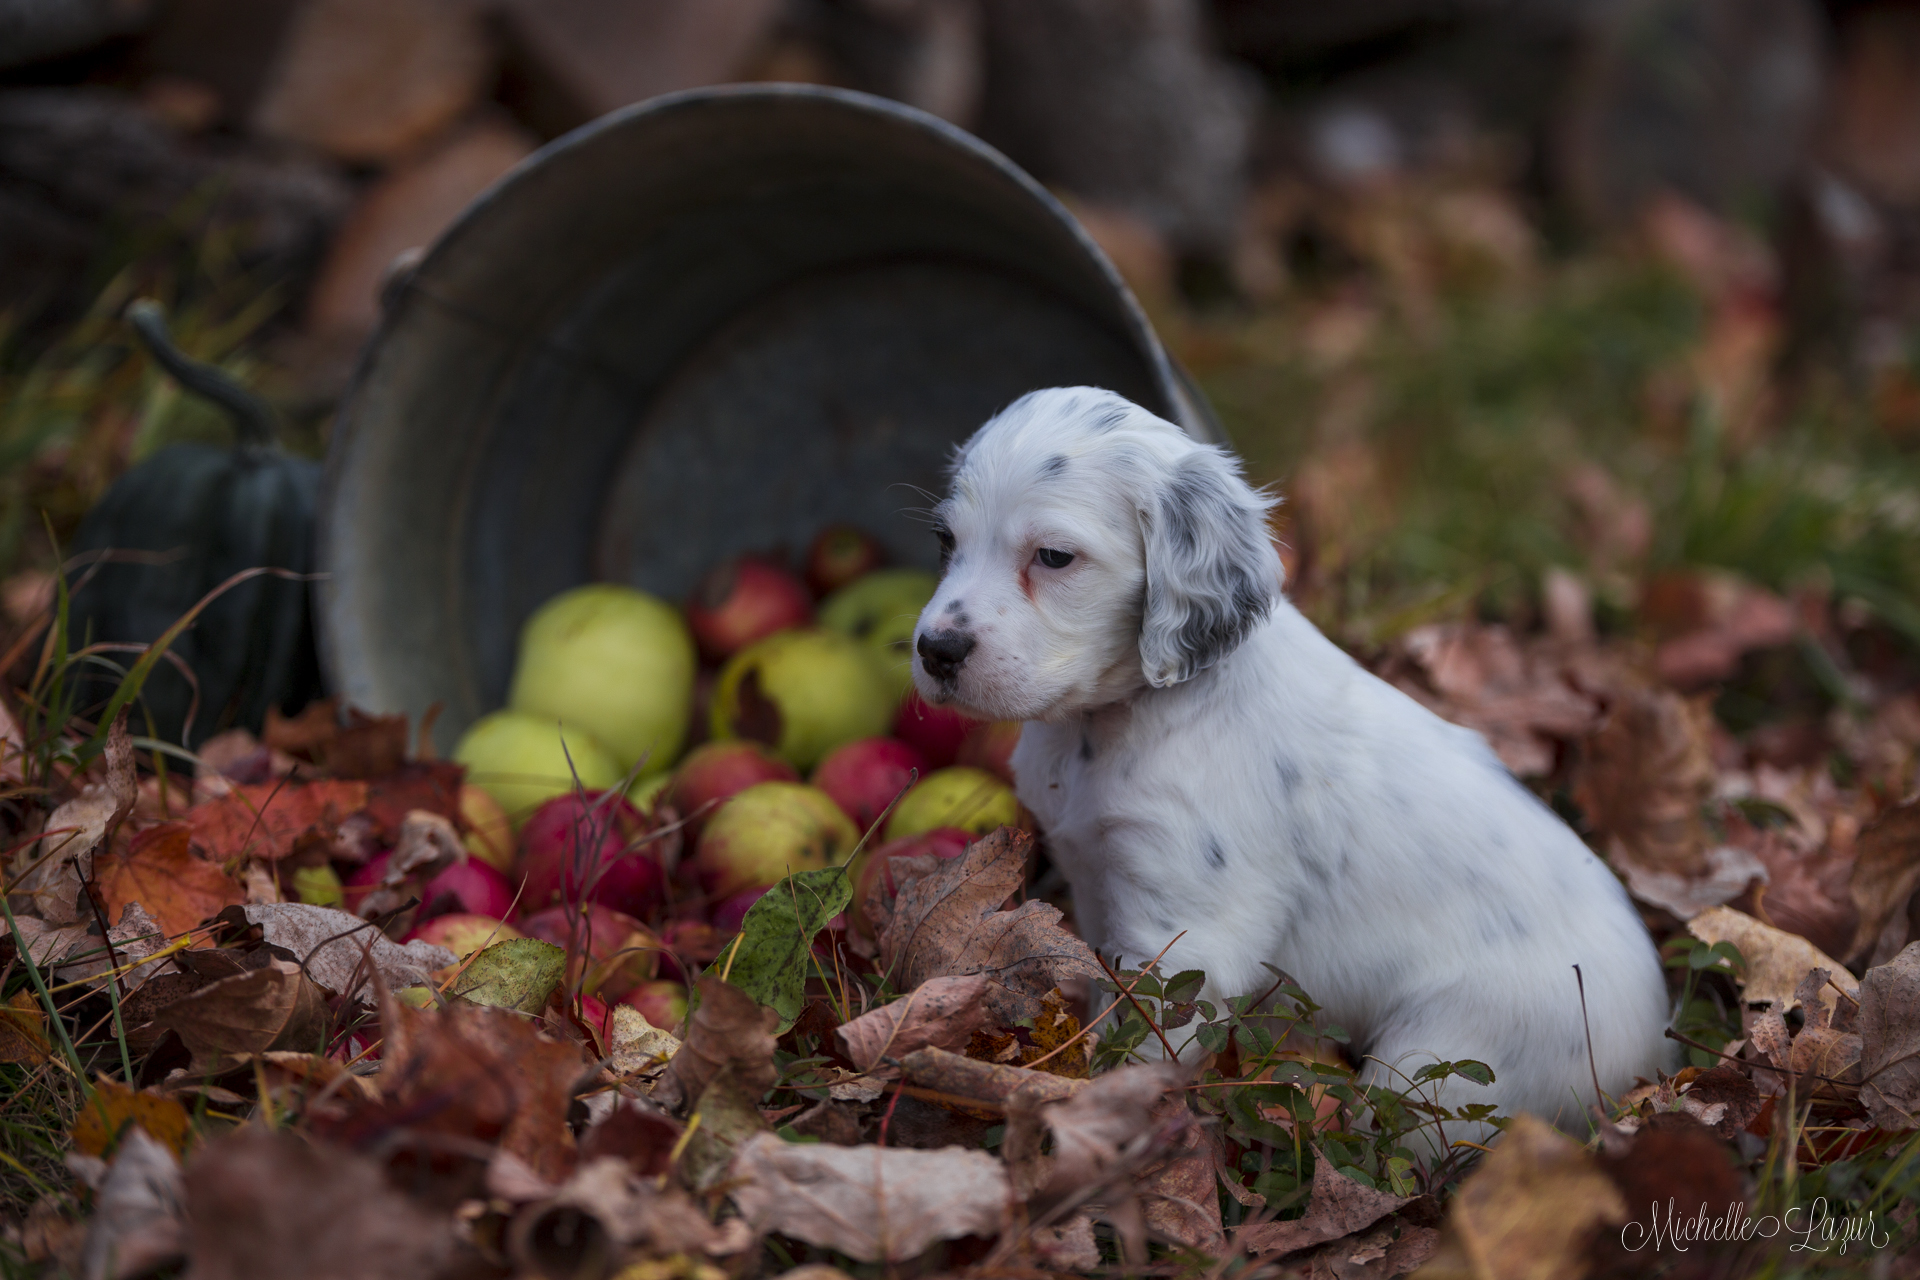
810, 737, 927, 833
710, 630, 893, 770
804, 524, 885, 597
507, 584, 695, 774
847, 826, 970, 940
817, 569, 937, 698
893, 690, 979, 768
419, 856, 517, 921
667, 741, 798, 836
685, 556, 812, 662
452, 711, 623, 826
404, 913, 522, 958
885, 766, 1019, 841
517, 791, 666, 918
692, 781, 860, 900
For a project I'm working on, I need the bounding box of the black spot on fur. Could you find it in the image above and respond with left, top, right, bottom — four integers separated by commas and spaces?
1092, 407, 1128, 432
1042, 453, 1069, 477
1300, 852, 1332, 888
1275, 758, 1302, 796
1079, 733, 1094, 762
946, 599, 964, 613
1205, 837, 1227, 870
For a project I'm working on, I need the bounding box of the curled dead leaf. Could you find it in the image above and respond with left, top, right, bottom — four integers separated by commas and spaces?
150, 959, 330, 1074
1688, 905, 1859, 1015
217, 902, 454, 1000
655, 974, 778, 1113
95, 823, 242, 943
1240, 1150, 1411, 1256
878, 827, 1102, 1025
10, 714, 136, 923
1859, 942, 1920, 1130
729, 1131, 1011, 1262
1574, 684, 1726, 900
1846, 798, 1920, 966
834, 974, 991, 1073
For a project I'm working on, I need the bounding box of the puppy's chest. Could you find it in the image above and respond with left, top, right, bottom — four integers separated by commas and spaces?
1015, 718, 1228, 877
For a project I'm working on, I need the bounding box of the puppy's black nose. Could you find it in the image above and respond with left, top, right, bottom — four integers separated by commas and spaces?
917, 629, 975, 682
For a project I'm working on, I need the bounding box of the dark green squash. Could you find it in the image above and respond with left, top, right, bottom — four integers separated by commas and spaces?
67, 300, 324, 752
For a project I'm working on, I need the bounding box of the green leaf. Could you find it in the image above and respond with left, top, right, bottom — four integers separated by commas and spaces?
719, 867, 853, 1031
1451, 1059, 1495, 1086
1164, 969, 1206, 1003
449, 939, 566, 1013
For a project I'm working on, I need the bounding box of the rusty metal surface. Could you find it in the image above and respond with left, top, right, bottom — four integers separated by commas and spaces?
319, 84, 1221, 752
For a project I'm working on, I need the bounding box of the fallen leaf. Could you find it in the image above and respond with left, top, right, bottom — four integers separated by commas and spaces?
0, 991, 49, 1064
1688, 905, 1860, 1014
1138, 1103, 1226, 1253
360, 761, 465, 841
349, 808, 465, 920
183, 1127, 454, 1280
10, 714, 136, 923
1241, 1152, 1411, 1256
323, 708, 409, 779
1022, 987, 1093, 1078
679, 1063, 772, 1193
1671, 1066, 1763, 1139
71, 1078, 191, 1159
79, 1126, 185, 1280
218, 902, 454, 1000
448, 938, 566, 1013
320, 995, 586, 1190
1617, 843, 1772, 921
835, 974, 992, 1073
724, 866, 852, 1030
608, 1003, 681, 1078
1415, 1114, 1626, 1280
729, 1131, 1011, 1262
1846, 798, 1920, 966
95, 822, 243, 940
1858, 941, 1920, 1130
1389, 624, 1600, 776
1787, 969, 1863, 1097
507, 1156, 717, 1276
1573, 684, 1723, 891
188, 779, 370, 863
3, 915, 91, 968
579, 1100, 683, 1178
877, 827, 1103, 1025
1030, 1216, 1101, 1269
150, 960, 331, 1073
899, 1045, 1083, 1108
52, 902, 174, 998
655, 974, 779, 1112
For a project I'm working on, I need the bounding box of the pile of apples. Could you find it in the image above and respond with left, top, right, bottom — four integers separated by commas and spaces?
423, 525, 1025, 1030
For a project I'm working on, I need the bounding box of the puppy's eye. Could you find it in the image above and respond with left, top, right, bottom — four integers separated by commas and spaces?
1035, 548, 1074, 569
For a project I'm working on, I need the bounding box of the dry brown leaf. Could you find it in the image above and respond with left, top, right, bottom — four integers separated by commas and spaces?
507, 1156, 717, 1275
0, 991, 50, 1065
655, 974, 779, 1113
1688, 905, 1860, 1015
1029, 1215, 1101, 1269
51, 903, 174, 999
183, 1127, 453, 1280
1787, 969, 1863, 1098
834, 974, 991, 1073
79, 1126, 185, 1280
217, 902, 454, 1000
878, 827, 1102, 1025
1671, 1066, 1764, 1139
1138, 1103, 1226, 1253
900, 1045, 1083, 1108
608, 1003, 680, 1078
10, 715, 136, 923
1859, 941, 1920, 1130
320, 995, 586, 1189
1649, 573, 1798, 688
95, 822, 243, 941
71, 1078, 191, 1159
1241, 1151, 1411, 1256
678, 1063, 772, 1194
1574, 684, 1727, 900
187, 779, 370, 863
1022, 987, 1093, 1078
1846, 799, 1920, 966
729, 1130, 1011, 1262
1389, 624, 1601, 776
1413, 1114, 1626, 1280
150, 960, 331, 1074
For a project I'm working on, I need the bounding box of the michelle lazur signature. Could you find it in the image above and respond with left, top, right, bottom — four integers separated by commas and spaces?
1622, 1198, 1894, 1256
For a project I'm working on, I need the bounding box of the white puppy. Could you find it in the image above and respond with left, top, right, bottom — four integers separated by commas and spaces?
910, 387, 1671, 1146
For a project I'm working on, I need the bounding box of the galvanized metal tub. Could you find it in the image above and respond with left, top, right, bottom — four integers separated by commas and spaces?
319, 83, 1219, 752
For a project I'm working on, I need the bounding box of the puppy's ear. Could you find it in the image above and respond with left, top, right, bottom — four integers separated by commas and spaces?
1138, 449, 1281, 687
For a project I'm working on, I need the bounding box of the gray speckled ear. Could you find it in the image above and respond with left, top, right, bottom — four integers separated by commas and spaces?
1137, 448, 1281, 687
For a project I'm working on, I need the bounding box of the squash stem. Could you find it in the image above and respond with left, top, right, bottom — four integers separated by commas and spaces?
125, 299, 278, 452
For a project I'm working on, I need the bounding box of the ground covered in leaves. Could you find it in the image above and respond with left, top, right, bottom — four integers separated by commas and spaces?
4, 183, 1920, 1277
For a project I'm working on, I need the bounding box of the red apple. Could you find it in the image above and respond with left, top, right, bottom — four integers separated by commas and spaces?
517, 791, 666, 918
893, 690, 980, 768
710, 886, 766, 934
572, 992, 614, 1042
685, 555, 812, 661
518, 903, 660, 999
341, 852, 392, 914
656, 918, 724, 981
668, 740, 799, 836
419, 856, 518, 922
805, 524, 886, 597
956, 720, 1022, 785
848, 827, 970, 940
618, 980, 689, 1032
810, 737, 928, 833
404, 912, 523, 959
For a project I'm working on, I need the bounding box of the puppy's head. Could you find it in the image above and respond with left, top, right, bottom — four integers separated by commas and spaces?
911, 387, 1281, 721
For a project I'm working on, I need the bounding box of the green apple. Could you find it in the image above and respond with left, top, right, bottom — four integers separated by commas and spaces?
452, 710, 623, 827
710, 629, 894, 770
818, 569, 938, 699
884, 766, 1020, 841
508, 584, 696, 775
693, 781, 862, 900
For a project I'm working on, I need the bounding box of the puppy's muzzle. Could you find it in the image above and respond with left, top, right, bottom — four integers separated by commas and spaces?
916, 629, 975, 683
